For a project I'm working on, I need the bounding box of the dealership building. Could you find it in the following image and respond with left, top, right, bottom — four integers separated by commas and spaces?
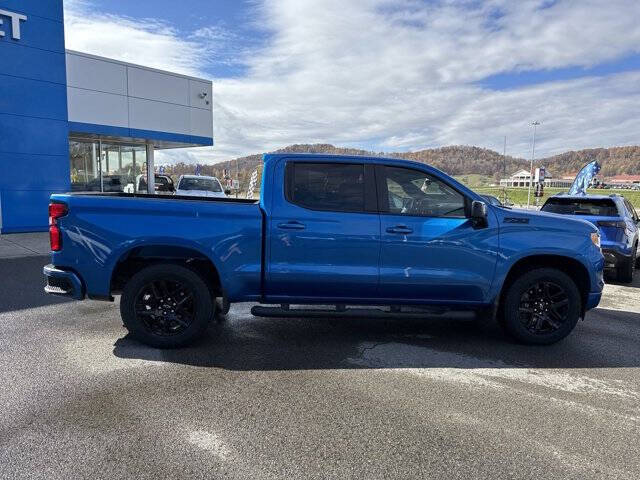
0, 0, 213, 233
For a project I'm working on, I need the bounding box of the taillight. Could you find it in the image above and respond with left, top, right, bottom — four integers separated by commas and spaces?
49, 202, 68, 251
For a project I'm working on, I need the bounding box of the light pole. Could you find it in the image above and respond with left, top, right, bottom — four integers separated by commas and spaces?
527, 121, 541, 209
236, 156, 239, 198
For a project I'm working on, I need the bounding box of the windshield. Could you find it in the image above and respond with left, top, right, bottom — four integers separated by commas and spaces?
541, 198, 619, 216
178, 178, 222, 192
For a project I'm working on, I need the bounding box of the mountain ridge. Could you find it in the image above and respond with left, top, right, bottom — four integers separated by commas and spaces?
164, 144, 640, 183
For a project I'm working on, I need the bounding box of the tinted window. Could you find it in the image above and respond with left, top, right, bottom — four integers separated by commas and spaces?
287, 163, 365, 212
383, 166, 465, 217
178, 178, 222, 192
541, 198, 619, 216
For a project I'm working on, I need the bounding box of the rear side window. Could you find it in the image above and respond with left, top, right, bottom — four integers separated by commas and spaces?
286, 162, 365, 212
624, 199, 638, 221
541, 198, 619, 216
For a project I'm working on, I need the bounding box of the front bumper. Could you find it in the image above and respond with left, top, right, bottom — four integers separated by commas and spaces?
602, 248, 631, 269
43, 264, 85, 300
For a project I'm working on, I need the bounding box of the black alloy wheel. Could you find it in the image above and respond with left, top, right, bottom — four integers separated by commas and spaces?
120, 264, 214, 348
518, 281, 569, 335
501, 268, 581, 345
134, 279, 195, 336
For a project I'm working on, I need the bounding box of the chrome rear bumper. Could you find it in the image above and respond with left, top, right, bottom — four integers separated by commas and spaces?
43, 264, 84, 300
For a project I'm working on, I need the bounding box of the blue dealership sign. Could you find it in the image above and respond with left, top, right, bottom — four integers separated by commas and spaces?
0, 0, 69, 232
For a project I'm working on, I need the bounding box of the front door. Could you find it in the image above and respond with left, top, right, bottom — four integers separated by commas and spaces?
266, 160, 381, 301
376, 164, 498, 304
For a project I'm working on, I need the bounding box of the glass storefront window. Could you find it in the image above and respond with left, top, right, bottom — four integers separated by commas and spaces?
69, 139, 147, 193
101, 144, 124, 192
127, 145, 147, 192
69, 140, 100, 191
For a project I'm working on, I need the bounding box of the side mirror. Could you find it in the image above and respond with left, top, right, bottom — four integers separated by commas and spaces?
471, 200, 488, 227
224, 189, 232, 195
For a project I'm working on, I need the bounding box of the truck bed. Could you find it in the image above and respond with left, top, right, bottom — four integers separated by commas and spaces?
50, 192, 265, 301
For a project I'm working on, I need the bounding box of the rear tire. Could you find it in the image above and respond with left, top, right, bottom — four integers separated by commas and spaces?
618, 247, 636, 283
120, 264, 214, 348
501, 268, 581, 345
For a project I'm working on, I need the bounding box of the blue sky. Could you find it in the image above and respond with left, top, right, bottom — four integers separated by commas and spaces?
84, 0, 266, 78
64, 0, 640, 164
91, 0, 248, 30
479, 54, 640, 90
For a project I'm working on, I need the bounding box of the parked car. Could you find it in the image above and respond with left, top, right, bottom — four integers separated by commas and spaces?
84, 175, 124, 192
541, 194, 639, 282
44, 154, 604, 348
175, 175, 226, 198
124, 174, 175, 194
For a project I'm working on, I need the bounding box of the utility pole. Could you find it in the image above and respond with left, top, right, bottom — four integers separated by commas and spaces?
502, 135, 507, 204
527, 121, 541, 209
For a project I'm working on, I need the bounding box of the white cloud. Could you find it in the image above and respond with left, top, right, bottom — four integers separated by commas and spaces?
64, 0, 205, 76
64, 0, 640, 164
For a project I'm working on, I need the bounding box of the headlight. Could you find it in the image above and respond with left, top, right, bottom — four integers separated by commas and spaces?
591, 232, 601, 248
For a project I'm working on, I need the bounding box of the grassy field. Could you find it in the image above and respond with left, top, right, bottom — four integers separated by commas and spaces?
471, 186, 640, 210
453, 174, 493, 188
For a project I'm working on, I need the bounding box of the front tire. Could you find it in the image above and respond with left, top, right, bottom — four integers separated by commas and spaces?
215, 297, 230, 316
120, 264, 214, 348
501, 268, 581, 345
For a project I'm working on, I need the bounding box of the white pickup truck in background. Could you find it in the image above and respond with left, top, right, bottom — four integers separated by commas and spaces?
175, 175, 227, 198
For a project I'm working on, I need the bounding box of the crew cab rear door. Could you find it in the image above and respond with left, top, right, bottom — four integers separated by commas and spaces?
376, 164, 498, 303
265, 159, 380, 301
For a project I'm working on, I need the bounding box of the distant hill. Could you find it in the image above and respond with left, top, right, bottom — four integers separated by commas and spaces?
163, 144, 640, 187
542, 146, 640, 177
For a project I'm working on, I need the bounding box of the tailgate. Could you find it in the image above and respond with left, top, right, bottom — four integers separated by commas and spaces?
577, 215, 625, 244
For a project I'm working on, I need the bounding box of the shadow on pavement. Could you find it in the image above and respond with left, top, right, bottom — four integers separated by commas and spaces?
0, 256, 72, 314
113, 306, 640, 371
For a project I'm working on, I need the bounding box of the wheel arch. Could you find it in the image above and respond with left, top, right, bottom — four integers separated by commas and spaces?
498, 255, 590, 317
110, 244, 223, 297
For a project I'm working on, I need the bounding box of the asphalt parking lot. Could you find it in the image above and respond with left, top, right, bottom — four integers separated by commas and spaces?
1, 254, 639, 479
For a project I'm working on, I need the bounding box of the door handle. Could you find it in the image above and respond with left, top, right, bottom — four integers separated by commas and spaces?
277, 221, 306, 230
386, 225, 413, 234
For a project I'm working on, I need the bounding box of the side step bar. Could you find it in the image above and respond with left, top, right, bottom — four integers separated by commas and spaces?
250, 304, 476, 320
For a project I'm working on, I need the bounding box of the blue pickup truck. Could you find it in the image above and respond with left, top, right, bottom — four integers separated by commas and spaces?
44, 154, 604, 348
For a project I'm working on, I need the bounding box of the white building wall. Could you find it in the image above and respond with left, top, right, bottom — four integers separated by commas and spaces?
65, 50, 213, 142
66, 87, 129, 127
